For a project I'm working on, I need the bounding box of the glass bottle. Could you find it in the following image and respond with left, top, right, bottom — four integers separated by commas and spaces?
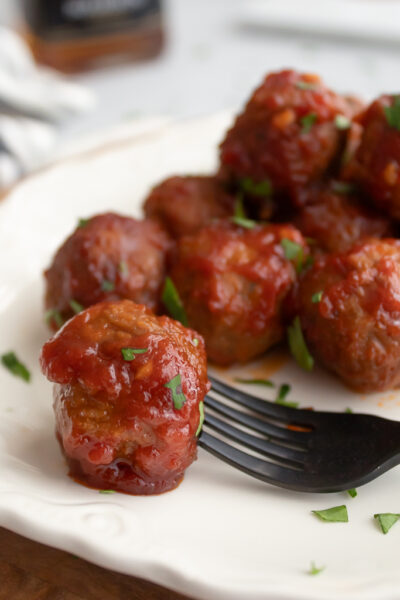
21, 0, 164, 73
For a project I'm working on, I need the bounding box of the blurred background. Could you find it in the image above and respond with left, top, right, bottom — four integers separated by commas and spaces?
1, 0, 400, 189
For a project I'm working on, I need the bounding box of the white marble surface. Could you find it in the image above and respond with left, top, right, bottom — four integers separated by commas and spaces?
2, 1, 400, 153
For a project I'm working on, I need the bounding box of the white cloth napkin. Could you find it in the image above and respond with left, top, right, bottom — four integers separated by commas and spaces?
0, 27, 95, 189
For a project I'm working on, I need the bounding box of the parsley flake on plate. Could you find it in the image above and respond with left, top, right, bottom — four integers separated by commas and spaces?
162, 277, 188, 326
121, 348, 148, 361
69, 299, 84, 314
345, 407, 353, 414
384, 96, 400, 131
309, 561, 325, 576
1, 352, 31, 382
235, 378, 274, 387
347, 488, 357, 498
300, 112, 317, 134
312, 505, 348, 523
374, 513, 400, 534
287, 316, 314, 371
165, 374, 187, 410
101, 279, 115, 292
45, 308, 64, 329
311, 291, 323, 304
275, 383, 298, 408
195, 401, 205, 436
99, 489, 116, 494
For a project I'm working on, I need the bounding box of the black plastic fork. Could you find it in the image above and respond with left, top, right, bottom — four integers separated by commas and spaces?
197, 376, 400, 493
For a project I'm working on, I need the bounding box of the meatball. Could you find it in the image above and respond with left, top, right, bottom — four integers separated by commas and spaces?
44, 213, 171, 330
143, 175, 234, 239
296, 239, 400, 392
294, 182, 393, 254
40, 300, 209, 495
219, 69, 353, 205
345, 95, 400, 219
169, 220, 308, 365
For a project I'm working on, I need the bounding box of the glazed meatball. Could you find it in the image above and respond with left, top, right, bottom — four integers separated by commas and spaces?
296, 239, 400, 392
143, 175, 234, 239
294, 182, 393, 254
219, 69, 353, 205
40, 300, 209, 495
345, 95, 400, 219
44, 213, 171, 329
169, 220, 308, 365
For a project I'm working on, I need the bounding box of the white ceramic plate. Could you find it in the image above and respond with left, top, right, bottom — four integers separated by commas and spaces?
1, 113, 400, 600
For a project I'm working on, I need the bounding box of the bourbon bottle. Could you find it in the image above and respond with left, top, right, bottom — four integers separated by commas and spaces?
21, 0, 164, 73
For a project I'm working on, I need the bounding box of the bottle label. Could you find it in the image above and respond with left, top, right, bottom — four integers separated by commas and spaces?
24, 0, 162, 39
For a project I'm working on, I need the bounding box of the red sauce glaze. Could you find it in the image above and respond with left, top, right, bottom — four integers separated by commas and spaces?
40, 300, 210, 495
296, 239, 400, 392
44, 213, 172, 330
169, 220, 309, 365
294, 183, 393, 254
345, 95, 400, 219
219, 70, 353, 204
143, 175, 235, 239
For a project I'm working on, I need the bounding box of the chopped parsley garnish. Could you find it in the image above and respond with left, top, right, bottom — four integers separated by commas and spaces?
1, 352, 31, 382
300, 112, 317, 134
331, 181, 356, 195
101, 280, 115, 292
69, 299, 84, 314
309, 561, 325, 576
275, 383, 298, 408
281, 238, 304, 273
162, 277, 188, 326
234, 194, 246, 219
165, 374, 187, 410
311, 291, 323, 304
118, 260, 129, 276
235, 378, 274, 387
77, 218, 90, 228
99, 489, 116, 494
374, 513, 400, 534
296, 81, 317, 91
45, 308, 64, 329
312, 505, 348, 523
345, 407, 353, 414
287, 316, 314, 371
347, 488, 357, 498
195, 401, 205, 436
193, 338, 199, 347
121, 348, 148, 361
231, 215, 257, 229
335, 114, 351, 130
384, 96, 400, 131
240, 177, 273, 197
303, 255, 315, 270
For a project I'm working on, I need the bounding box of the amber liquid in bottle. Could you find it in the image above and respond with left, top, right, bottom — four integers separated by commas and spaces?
21, 0, 164, 73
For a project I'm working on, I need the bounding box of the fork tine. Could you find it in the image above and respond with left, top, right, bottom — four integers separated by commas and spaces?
198, 431, 305, 490
209, 375, 317, 426
204, 413, 306, 468
205, 395, 311, 448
